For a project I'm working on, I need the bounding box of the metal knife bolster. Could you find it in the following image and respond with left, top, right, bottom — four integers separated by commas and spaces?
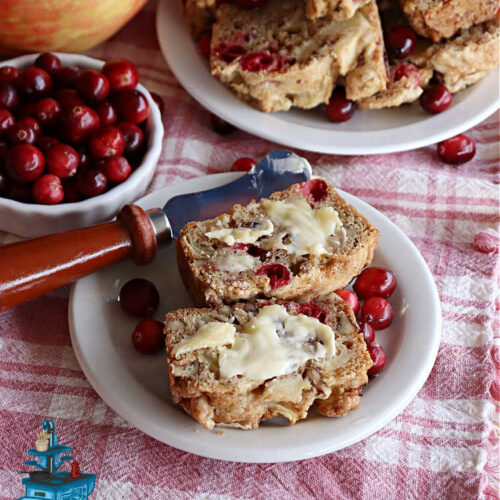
147, 208, 172, 245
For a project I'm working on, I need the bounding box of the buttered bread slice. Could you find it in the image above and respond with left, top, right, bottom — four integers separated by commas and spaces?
165, 295, 372, 429
176, 179, 379, 307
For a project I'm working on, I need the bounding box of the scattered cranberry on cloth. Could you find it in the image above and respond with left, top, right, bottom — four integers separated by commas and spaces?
0, 2, 498, 498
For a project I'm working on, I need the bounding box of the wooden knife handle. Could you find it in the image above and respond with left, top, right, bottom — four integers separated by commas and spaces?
0, 204, 158, 312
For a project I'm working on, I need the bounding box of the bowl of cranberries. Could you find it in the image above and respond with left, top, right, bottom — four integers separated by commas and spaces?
0, 52, 163, 237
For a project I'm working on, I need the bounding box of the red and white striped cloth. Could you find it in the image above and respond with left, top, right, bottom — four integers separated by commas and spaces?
0, 2, 499, 498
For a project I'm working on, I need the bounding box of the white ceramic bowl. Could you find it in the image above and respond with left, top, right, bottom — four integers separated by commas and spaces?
0, 53, 164, 237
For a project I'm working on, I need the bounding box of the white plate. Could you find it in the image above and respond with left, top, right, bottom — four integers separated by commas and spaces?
69, 173, 441, 463
155, 0, 499, 155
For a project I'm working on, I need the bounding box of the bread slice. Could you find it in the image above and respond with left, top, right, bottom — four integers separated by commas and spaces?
210, 0, 388, 112
399, 0, 498, 42
176, 178, 379, 307
165, 294, 372, 429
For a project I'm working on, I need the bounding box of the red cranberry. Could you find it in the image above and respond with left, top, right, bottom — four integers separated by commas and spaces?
32, 174, 64, 204
62, 178, 81, 203
198, 32, 211, 58
300, 179, 329, 203
37, 136, 59, 153
0, 141, 8, 162
235, 0, 267, 8
76, 70, 110, 103
231, 157, 256, 172
420, 84, 452, 114
45, 143, 79, 178
0, 109, 15, 138
256, 263, 292, 288
298, 301, 328, 324
76, 168, 108, 197
34, 98, 62, 128
360, 297, 394, 330
0, 83, 19, 111
114, 89, 149, 124
7, 118, 40, 145
102, 59, 139, 92
214, 43, 247, 63
326, 88, 355, 123
52, 88, 85, 109
132, 319, 164, 354
354, 267, 397, 299
75, 146, 91, 170
17, 102, 36, 119
334, 289, 360, 314
211, 113, 235, 134
0, 66, 20, 85
117, 122, 145, 155
54, 66, 80, 88
59, 105, 100, 143
391, 63, 418, 82
367, 344, 386, 375
150, 92, 164, 116
89, 126, 125, 158
0, 170, 7, 194
102, 156, 132, 183
35, 53, 62, 75
18, 67, 52, 100
360, 322, 375, 344
119, 278, 159, 317
437, 134, 476, 164
5, 144, 45, 182
240, 51, 286, 72
7, 181, 31, 202
385, 26, 416, 59
96, 101, 118, 126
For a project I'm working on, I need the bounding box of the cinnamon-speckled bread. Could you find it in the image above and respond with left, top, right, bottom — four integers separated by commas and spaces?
210, 0, 388, 112
176, 178, 379, 307
165, 294, 372, 429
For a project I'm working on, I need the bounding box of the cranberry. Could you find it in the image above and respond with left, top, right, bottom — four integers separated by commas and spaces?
231, 157, 256, 172
335, 289, 360, 314
34, 98, 62, 128
360, 322, 375, 344
18, 67, 52, 100
0, 83, 19, 111
54, 66, 80, 88
45, 143, 79, 178
35, 53, 62, 75
300, 179, 329, 203
32, 174, 64, 204
391, 63, 418, 82
150, 92, 164, 116
76, 70, 110, 102
0, 170, 7, 194
0, 66, 20, 85
114, 89, 149, 124
117, 122, 145, 155
420, 84, 452, 114
102, 59, 139, 92
89, 126, 125, 158
360, 297, 394, 330
5, 144, 45, 182
62, 178, 81, 203
17, 102, 36, 119
211, 113, 235, 134
119, 278, 159, 317
0, 141, 8, 162
385, 26, 416, 59
7, 118, 39, 145
256, 263, 292, 288
102, 156, 132, 183
76, 168, 108, 197
367, 344, 386, 375
96, 101, 118, 126
298, 301, 328, 323
214, 43, 247, 63
326, 87, 355, 123
0, 109, 15, 138
198, 32, 211, 58
53, 88, 85, 109
437, 134, 476, 164
353, 267, 397, 299
37, 136, 60, 153
59, 105, 100, 143
235, 0, 267, 8
73, 146, 91, 170
7, 181, 32, 202
240, 51, 286, 72
132, 319, 164, 355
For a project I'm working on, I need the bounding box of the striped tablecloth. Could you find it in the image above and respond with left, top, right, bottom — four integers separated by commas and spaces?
0, 2, 498, 498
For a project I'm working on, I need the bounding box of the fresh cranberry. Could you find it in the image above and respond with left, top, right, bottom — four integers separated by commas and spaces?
23, 117, 41, 136
76, 70, 110, 102
96, 101, 118, 126
391, 63, 418, 82
17, 102, 36, 119
235, 0, 267, 8
62, 178, 81, 203
298, 301, 328, 323
360, 322, 375, 344
211, 113, 235, 134
52, 89, 85, 109
0, 141, 8, 162
54, 66, 81, 88
102, 59, 139, 92
246, 244, 268, 260
256, 263, 292, 288
35, 53, 62, 75
34, 98, 61, 128
214, 43, 247, 63
231, 157, 256, 172
7, 181, 31, 202
474, 229, 499, 254
0, 109, 15, 138
5, 144, 45, 182
37, 136, 59, 153
59, 105, 100, 143
45, 143, 79, 178
117, 122, 145, 155
300, 179, 329, 203
198, 32, 211, 58
240, 51, 286, 72
75, 146, 92, 170
0, 66, 20, 85
326, 88, 355, 123
32, 174, 64, 204
132, 319, 164, 354
367, 344, 386, 375
360, 297, 394, 330
0, 83, 19, 111
335, 289, 360, 314
437, 134, 476, 164
114, 89, 149, 124
385, 26, 416, 59
89, 126, 125, 158
76, 168, 108, 197
7, 118, 40, 145
150, 92, 164, 116
18, 67, 52, 100
102, 156, 132, 183
354, 267, 397, 299
119, 278, 159, 317
420, 84, 452, 114
0, 170, 7, 194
